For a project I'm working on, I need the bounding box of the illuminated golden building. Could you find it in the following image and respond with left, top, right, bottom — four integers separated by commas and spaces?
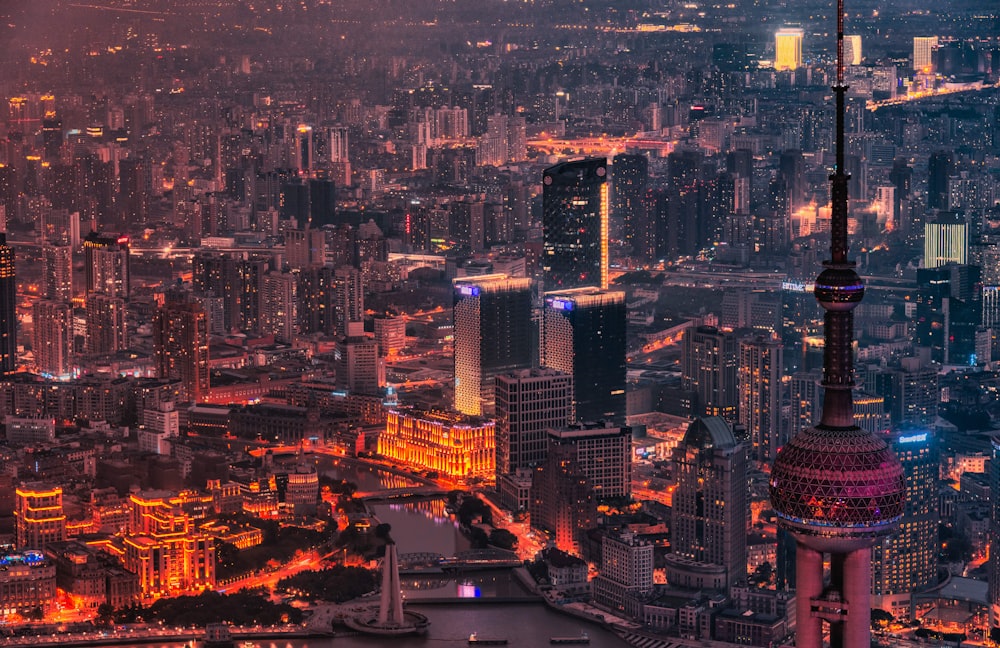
15, 483, 66, 550
774, 28, 804, 71
379, 409, 496, 481
124, 491, 215, 598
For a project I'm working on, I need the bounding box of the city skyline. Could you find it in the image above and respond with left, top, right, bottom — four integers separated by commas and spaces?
0, 0, 997, 646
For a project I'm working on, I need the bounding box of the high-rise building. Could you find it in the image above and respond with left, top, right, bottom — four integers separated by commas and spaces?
0, 234, 16, 374
335, 322, 385, 395
667, 417, 748, 591
611, 154, 649, 256
738, 336, 784, 464
373, 315, 406, 357
923, 211, 967, 268
153, 302, 210, 403
83, 231, 130, 300
872, 428, 939, 618
913, 36, 938, 72
261, 271, 298, 342
453, 274, 533, 417
927, 151, 952, 211
682, 325, 739, 421
31, 300, 72, 378
769, 11, 906, 647
495, 368, 573, 512
41, 244, 72, 303
989, 435, 1000, 632
15, 483, 66, 550
844, 35, 862, 65
298, 265, 337, 336
592, 532, 654, 611
775, 28, 804, 71
542, 158, 609, 291
85, 293, 128, 354
542, 288, 627, 425
285, 228, 326, 269
333, 266, 364, 338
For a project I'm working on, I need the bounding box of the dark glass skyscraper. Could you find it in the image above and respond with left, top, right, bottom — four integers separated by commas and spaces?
542, 158, 608, 291
928, 150, 953, 211
0, 234, 15, 374
542, 288, 627, 424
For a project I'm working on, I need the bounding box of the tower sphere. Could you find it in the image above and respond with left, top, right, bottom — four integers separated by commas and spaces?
769, 425, 905, 552
814, 266, 865, 311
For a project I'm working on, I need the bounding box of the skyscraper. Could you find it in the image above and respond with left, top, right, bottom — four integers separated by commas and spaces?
927, 151, 952, 211
334, 266, 364, 338
611, 154, 649, 257
261, 271, 298, 342
85, 293, 128, 354
923, 211, 967, 268
453, 274, 532, 417
769, 7, 906, 647
872, 429, 939, 617
542, 158, 609, 291
775, 28, 804, 71
495, 368, 573, 512
41, 244, 72, 303
738, 336, 784, 464
153, 302, 210, 403
335, 322, 385, 395
682, 325, 738, 422
83, 231, 130, 300
0, 234, 16, 374
31, 300, 72, 378
844, 34, 862, 65
542, 288, 627, 425
913, 36, 938, 72
667, 417, 748, 591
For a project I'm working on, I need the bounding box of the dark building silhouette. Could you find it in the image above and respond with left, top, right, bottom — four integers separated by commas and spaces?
928, 150, 953, 211
542, 158, 609, 291
611, 154, 648, 257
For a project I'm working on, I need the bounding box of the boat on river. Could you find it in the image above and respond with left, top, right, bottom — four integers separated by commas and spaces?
550, 632, 590, 644
468, 631, 509, 645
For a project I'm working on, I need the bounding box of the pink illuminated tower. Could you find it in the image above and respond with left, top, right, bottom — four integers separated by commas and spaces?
767, 1, 906, 647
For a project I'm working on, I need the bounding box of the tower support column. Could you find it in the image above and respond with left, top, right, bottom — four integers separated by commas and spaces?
796, 543, 824, 648
843, 546, 873, 647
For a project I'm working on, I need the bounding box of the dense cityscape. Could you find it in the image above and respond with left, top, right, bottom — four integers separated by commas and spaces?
0, 0, 998, 646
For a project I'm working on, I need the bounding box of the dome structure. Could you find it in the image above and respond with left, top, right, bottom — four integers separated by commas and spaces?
769, 424, 905, 552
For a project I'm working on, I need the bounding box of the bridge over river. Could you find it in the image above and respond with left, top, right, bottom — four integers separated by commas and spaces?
397, 548, 522, 573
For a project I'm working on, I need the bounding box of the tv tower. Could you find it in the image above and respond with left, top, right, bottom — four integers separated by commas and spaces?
767, 0, 906, 646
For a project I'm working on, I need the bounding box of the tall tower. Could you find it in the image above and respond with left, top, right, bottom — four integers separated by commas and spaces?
542, 158, 609, 291
0, 234, 16, 374
542, 288, 627, 425
768, 5, 906, 647
453, 274, 533, 417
